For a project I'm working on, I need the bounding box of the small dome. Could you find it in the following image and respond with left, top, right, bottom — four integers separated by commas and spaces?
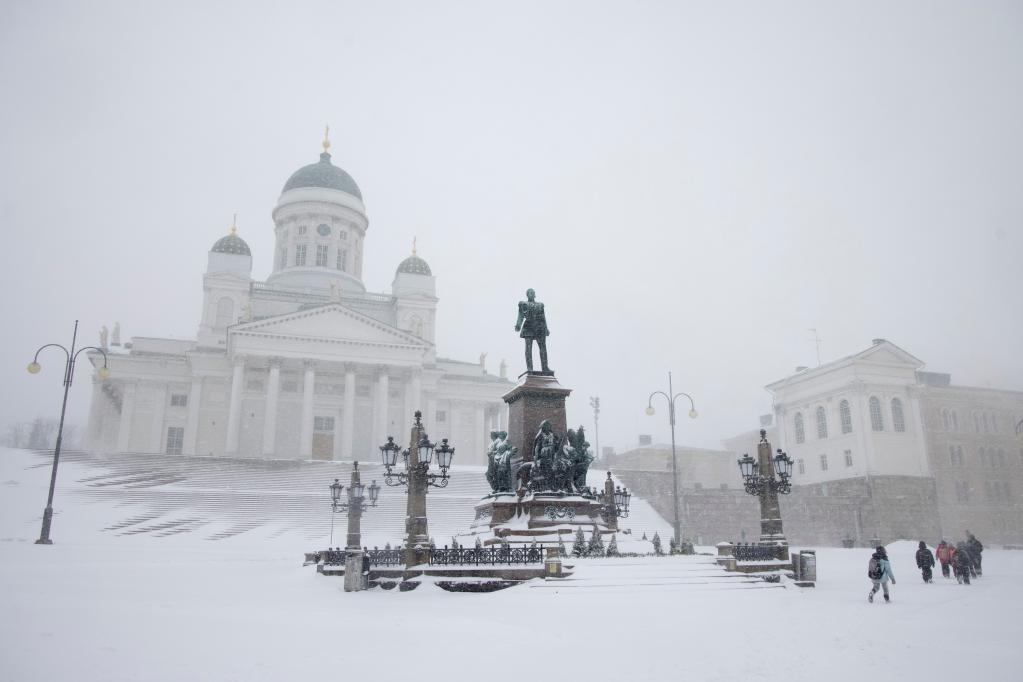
396, 254, 432, 276
211, 230, 251, 256
282, 152, 362, 199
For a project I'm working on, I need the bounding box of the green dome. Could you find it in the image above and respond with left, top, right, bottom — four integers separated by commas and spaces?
282, 152, 362, 199
211, 232, 251, 256
396, 254, 432, 276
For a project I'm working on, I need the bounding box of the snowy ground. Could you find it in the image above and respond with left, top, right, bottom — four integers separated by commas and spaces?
2, 447, 1021, 682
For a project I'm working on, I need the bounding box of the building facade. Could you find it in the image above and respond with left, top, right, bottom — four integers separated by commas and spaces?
85, 137, 511, 464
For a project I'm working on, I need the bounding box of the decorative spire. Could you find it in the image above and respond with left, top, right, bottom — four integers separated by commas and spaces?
412, 236, 417, 256
230, 213, 238, 235
322, 124, 331, 154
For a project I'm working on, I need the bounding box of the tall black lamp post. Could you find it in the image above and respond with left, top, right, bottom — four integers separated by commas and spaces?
27, 320, 109, 545
644, 371, 697, 549
736, 428, 793, 560
379, 410, 454, 567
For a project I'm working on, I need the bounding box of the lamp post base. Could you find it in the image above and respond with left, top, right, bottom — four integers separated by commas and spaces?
36, 506, 54, 545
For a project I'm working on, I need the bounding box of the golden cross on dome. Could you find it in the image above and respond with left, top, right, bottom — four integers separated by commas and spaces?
230, 213, 238, 235
322, 124, 331, 153
412, 236, 417, 256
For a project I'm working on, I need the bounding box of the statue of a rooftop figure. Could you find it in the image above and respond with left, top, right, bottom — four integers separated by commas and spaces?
514, 288, 552, 374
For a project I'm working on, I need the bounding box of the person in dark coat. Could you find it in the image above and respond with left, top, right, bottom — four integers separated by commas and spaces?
966, 532, 983, 577
953, 542, 972, 585
935, 540, 953, 578
915, 541, 936, 583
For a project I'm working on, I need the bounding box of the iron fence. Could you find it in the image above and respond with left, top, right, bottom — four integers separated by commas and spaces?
733, 543, 778, 562
430, 545, 545, 566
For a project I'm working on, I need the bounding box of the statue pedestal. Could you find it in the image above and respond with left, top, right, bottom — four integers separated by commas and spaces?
503, 372, 572, 464
468, 372, 613, 546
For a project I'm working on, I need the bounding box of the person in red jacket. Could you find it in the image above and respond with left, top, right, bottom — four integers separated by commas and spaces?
935, 540, 954, 579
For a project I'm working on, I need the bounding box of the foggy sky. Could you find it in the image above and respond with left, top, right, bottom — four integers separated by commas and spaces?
2, 0, 1021, 454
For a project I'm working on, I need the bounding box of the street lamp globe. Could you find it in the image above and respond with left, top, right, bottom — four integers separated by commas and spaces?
98, 366, 110, 380
27, 362, 41, 374
379, 437, 400, 468
418, 435, 435, 466
645, 405, 655, 416
330, 478, 343, 505
688, 408, 698, 419
367, 480, 381, 505
435, 439, 455, 470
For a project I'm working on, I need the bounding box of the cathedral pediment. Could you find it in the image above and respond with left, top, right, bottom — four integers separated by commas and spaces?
230, 303, 428, 350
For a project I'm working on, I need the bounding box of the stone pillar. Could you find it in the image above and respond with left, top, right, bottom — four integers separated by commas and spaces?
149, 383, 167, 453
502, 374, 572, 466
757, 435, 789, 561
262, 358, 282, 456
342, 363, 356, 459
373, 368, 389, 448
225, 358, 245, 454
404, 418, 431, 567
116, 381, 137, 452
604, 471, 618, 532
474, 403, 486, 466
299, 360, 315, 458
346, 462, 363, 550
85, 375, 105, 451
183, 376, 202, 456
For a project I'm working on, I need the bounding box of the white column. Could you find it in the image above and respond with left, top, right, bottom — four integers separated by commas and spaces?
263, 358, 282, 456
474, 402, 486, 467
149, 383, 167, 453
116, 381, 137, 452
342, 363, 356, 459
225, 358, 245, 454
374, 368, 389, 448
86, 375, 105, 451
183, 377, 202, 456
299, 360, 315, 458
425, 394, 437, 438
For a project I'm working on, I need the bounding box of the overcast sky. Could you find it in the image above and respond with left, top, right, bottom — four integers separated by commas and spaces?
1, 0, 1021, 453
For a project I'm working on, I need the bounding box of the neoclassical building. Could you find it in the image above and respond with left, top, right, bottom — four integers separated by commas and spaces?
85, 135, 511, 464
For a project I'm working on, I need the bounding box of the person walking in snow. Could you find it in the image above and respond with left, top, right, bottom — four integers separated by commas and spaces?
935, 540, 954, 579
915, 541, 935, 583
868, 546, 896, 603
966, 532, 983, 578
953, 542, 972, 585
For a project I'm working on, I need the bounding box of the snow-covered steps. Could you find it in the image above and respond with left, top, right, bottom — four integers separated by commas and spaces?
534, 555, 785, 592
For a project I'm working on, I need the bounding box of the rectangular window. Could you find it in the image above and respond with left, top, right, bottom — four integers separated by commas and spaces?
436, 410, 447, 423
316, 244, 329, 267
819, 454, 828, 471
797, 458, 805, 475
313, 416, 335, 432
844, 449, 853, 467
337, 248, 347, 271
298, 225, 307, 235
166, 426, 184, 455
295, 244, 307, 266
170, 394, 188, 407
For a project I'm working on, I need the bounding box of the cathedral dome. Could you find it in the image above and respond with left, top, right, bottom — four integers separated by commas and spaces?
210, 225, 251, 256
282, 151, 363, 199
396, 254, 432, 276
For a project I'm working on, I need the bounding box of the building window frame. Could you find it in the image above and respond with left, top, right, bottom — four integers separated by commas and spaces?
166, 426, 184, 455
794, 412, 805, 444
295, 244, 307, 266
816, 406, 828, 439
840, 400, 853, 434
315, 244, 329, 267
891, 397, 906, 432
844, 449, 853, 467
819, 453, 828, 471
170, 394, 188, 407
869, 396, 884, 431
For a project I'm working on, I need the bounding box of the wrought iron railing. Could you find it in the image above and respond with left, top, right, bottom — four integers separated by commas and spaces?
732, 543, 778, 562
430, 546, 545, 566
365, 547, 405, 566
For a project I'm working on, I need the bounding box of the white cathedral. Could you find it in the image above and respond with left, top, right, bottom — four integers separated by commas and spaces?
85, 134, 511, 465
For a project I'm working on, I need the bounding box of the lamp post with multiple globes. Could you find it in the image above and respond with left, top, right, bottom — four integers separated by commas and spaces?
26, 320, 110, 545
644, 371, 697, 550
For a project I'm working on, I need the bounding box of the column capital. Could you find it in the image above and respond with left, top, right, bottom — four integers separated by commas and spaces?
231, 354, 247, 368
343, 361, 358, 374
267, 356, 284, 369
302, 359, 316, 371
374, 364, 390, 379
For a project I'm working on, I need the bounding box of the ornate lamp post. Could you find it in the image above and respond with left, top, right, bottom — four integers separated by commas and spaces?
596, 471, 630, 530
379, 410, 454, 567
26, 320, 109, 545
328, 462, 380, 592
736, 429, 793, 560
644, 371, 697, 549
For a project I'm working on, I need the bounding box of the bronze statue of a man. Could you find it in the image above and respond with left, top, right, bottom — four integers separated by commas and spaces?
514, 288, 551, 374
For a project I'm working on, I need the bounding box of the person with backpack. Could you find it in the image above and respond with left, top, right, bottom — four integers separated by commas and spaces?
868, 546, 896, 603
935, 540, 954, 579
966, 532, 983, 577
953, 541, 972, 585
915, 541, 935, 583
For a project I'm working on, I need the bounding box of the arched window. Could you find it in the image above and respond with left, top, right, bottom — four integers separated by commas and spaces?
869, 397, 884, 431
816, 407, 828, 439
891, 398, 906, 432
951, 410, 959, 431
215, 297, 234, 328
794, 413, 805, 444
840, 400, 853, 434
